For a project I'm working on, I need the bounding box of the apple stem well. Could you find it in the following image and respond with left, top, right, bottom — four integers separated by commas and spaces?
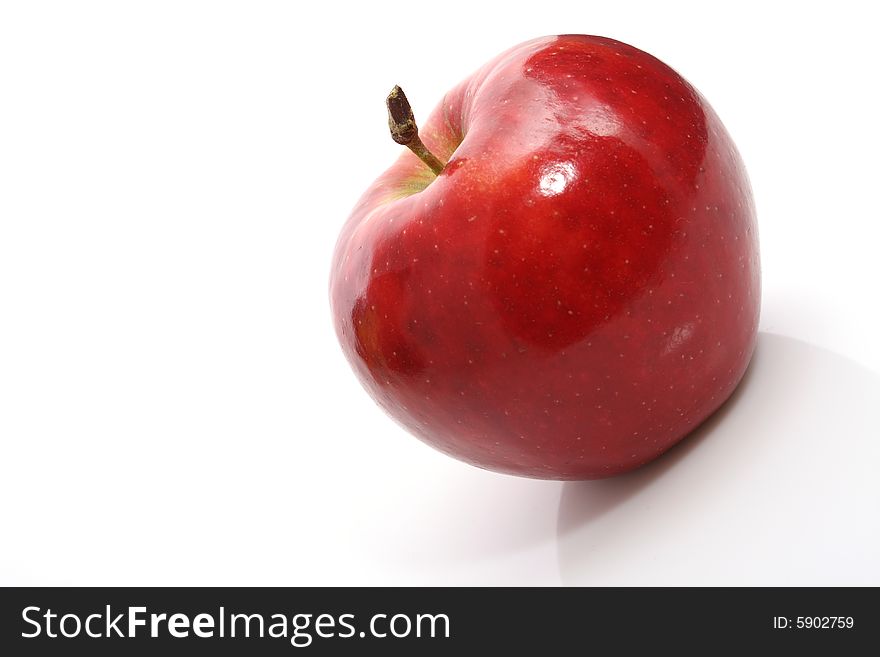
386, 85, 446, 176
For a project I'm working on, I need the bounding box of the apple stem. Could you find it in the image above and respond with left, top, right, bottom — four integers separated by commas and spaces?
386, 85, 446, 176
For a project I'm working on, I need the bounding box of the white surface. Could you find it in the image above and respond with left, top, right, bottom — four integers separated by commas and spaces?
1, 1, 878, 585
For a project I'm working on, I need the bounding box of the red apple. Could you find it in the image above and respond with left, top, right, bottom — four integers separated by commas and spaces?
330, 35, 760, 479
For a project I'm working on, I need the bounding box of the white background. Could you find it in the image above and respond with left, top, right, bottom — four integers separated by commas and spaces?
1, 1, 878, 585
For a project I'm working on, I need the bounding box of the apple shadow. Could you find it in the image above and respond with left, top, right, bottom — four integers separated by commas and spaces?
555, 332, 880, 585
356, 468, 563, 585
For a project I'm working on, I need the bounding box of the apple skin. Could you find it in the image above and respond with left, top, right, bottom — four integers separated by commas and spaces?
330, 35, 759, 479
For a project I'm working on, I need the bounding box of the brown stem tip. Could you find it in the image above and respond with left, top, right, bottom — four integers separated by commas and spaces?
386, 85, 445, 176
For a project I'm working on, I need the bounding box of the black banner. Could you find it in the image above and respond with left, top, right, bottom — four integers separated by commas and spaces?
1, 587, 875, 654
